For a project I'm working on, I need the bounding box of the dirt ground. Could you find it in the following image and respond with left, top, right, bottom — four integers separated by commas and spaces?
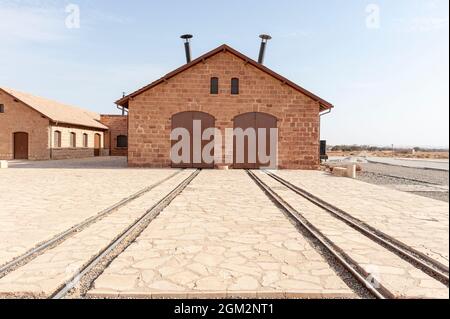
328, 151, 449, 160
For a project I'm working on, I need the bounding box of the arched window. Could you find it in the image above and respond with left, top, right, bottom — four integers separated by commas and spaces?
231, 78, 239, 95
210, 77, 219, 95
117, 135, 128, 148
70, 132, 77, 148
54, 131, 62, 148
83, 133, 88, 148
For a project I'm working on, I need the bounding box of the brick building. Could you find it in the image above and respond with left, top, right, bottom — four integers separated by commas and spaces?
116, 44, 333, 169
100, 115, 128, 156
0, 88, 110, 160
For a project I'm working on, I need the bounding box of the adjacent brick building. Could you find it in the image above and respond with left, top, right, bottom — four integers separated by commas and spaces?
0, 88, 109, 160
100, 115, 128, 156
116, 44, 333, 169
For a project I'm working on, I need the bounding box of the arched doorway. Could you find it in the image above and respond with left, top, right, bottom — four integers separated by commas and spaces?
94, 134, 101, 156
14, 132, 29, 160
233, 112, 278, 169
171, 111, 215, 169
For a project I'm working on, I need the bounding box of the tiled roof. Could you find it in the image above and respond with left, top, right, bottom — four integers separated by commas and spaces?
0, 88, 108, 130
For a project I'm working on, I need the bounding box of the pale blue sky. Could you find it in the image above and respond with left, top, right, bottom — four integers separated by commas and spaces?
0, 0, 448, 147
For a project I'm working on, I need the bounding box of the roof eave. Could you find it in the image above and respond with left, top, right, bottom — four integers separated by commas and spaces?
116, 44, 335, 110
50, 120, 108, 131
0, 88, 53, 121
1, 88, 108, 129
319, 103, 334, 112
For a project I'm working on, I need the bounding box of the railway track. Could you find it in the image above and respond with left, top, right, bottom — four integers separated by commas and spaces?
247, 170, 449, 299
264, 170, 449, 284
0, 170, 184, 279
51, 169, 200, 299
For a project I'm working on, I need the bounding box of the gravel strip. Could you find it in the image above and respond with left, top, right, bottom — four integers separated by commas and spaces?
360, 163, 449, 186
357, 167, 449, 203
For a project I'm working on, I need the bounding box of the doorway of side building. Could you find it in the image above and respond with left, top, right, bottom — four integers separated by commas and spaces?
13, 132, 29, 160
233, 112, 278, 169
171, 111, 215, 169
94, 133, 101, 157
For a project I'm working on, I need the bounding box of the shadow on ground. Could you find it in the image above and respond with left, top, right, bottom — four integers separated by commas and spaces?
7, 157, 129, 169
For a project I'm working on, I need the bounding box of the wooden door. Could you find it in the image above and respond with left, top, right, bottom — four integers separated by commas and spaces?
171, 111, 215, 169
256, 113, 278, 168
14, 132, 29, 160
233, 113, 257, 169
94, 134, 101, 156
233, 112, 277, 169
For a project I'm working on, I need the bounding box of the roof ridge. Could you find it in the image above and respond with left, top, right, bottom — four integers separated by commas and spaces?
115, 44, 333, 110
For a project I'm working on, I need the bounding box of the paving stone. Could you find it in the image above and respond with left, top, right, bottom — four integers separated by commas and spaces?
194, 277, 229, 291
148, 280, 185, 291
0, 166, 179, 266
194, 253, 224, 267
94, 274, 138, 291
262, 271, 280, 286
275, 170, 449, 267
254, 170, 449, 299
0, 170, 195, 297
89, 171, 351, 298
275, 279, 322, 291
228, 276, 260, 291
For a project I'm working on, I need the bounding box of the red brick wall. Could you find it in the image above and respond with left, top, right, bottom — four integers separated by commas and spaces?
128, 51, 321, 169
0, 91, 50, 160
100, 115, 128, 156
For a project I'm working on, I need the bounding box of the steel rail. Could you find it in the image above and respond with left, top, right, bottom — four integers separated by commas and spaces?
264, 170, 449, 286
247, 170, 392, 299
0, 170, 184, 278
51, 169, 201, 299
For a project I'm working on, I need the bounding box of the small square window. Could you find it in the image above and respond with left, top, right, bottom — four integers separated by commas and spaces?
0, 104, 4, 113
117, 135, 128, 148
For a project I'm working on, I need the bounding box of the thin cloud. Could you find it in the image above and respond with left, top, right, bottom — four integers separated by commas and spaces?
0, 4, 68, 43
0, 1, 131, 44
395, 17, 449, 33
279, 30, 311, 38
344, 82, 382, 90
86, 11, 132, 25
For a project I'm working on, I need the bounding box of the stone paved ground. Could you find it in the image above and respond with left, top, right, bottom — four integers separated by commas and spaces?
254, 171, 448, 299
1, 159, 448, 299
89, 170, 354, 299
0, 170, 195, 298
274, 170, 449, 268
6, 157, 128, 169
0, 158, 177, 266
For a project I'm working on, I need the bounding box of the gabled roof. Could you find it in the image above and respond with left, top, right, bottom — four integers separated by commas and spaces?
0, 87, 108, 130
116, 44, 334, 111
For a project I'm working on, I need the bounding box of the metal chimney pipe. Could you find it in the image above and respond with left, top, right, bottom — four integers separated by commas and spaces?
180, 34, 193, 63
121, 92, 126, 115
258, 34, 272, 64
